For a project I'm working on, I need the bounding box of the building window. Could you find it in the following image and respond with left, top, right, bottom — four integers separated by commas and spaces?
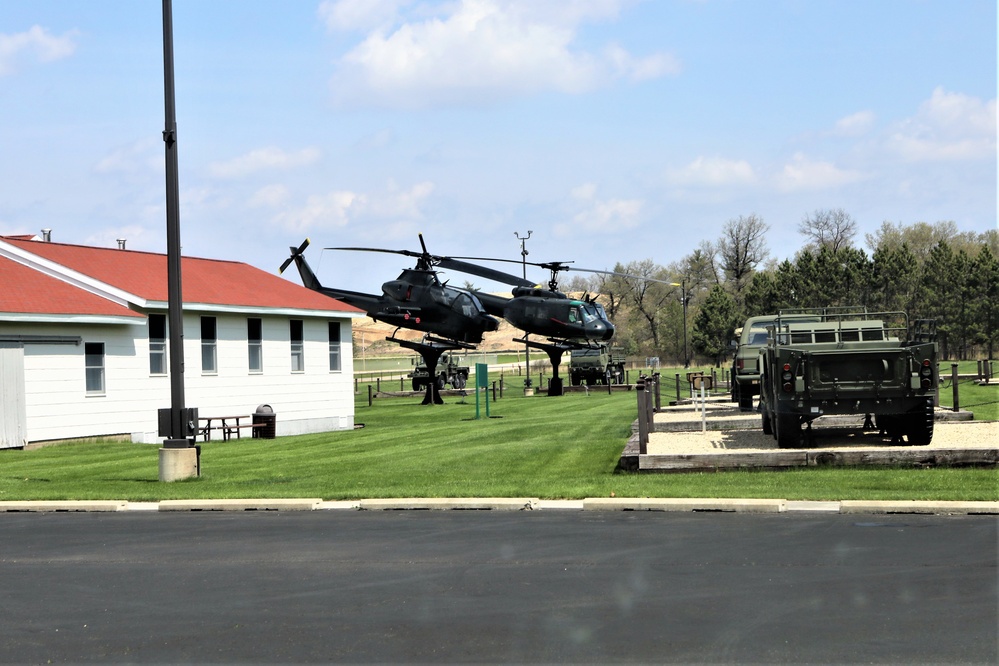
248, 318, 262, 373
85, 342, 105, 395
149, 314, 167, 375
201, 316, 217, 374
290, 319, 304, 372
329, 321, 341, 372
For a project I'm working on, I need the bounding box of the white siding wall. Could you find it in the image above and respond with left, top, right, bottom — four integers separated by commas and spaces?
5, 313, 354, 444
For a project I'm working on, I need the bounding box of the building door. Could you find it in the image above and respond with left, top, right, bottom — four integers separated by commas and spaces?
0, 342, 27, 449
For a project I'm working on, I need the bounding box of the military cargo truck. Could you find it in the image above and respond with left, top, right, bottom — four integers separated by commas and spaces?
569, 344, 626, 386
731, 313, 821, 411
758, 309, 937, 448
410, 353, 469, 391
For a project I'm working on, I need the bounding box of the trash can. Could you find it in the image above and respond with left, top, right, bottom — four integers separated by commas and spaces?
253, 404, 276, 439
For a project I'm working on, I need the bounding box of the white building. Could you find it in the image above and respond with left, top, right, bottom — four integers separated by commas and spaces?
0, 234, 363, 448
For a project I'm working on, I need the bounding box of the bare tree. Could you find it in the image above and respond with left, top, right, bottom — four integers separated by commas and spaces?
718, 214, 769, 295
798, 208, 858, 252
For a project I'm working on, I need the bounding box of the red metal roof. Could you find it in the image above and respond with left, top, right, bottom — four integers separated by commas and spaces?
1, 237, 361, 314
0, 256, 142, 318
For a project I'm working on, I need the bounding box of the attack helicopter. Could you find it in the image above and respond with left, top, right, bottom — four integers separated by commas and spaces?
280, 237, 499, 345
280, 236, 500, 404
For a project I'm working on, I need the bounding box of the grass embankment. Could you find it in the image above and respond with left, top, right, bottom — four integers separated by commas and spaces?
0, 372, 995, 502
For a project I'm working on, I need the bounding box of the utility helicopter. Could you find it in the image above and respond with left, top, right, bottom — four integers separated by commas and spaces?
280, 236, 500, 404
435, 256, 640, 395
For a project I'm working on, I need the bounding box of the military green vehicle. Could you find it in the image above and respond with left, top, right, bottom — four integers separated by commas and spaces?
409, 352, 469, 391
569, 344, 626, 386
731, 313, 820, 411
758, 309, 937, 448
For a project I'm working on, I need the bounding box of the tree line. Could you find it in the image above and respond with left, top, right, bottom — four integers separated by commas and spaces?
567, 213, 999, 364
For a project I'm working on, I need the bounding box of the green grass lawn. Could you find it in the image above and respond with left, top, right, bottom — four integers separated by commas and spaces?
1, 374, 995, 503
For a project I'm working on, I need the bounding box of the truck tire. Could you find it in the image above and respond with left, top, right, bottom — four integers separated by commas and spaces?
454, 374, 467, 389
775, 413, 800, 449
738, 388, 753, 412
762, 409, 772, 435
905, 400, 934, 445
436, 374, 447, 390
412, 379, 422, 391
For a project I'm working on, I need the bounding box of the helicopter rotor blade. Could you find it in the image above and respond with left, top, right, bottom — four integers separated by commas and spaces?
327, 246, 422, 259
279, 238, 311, 274
436, 258, 536, 288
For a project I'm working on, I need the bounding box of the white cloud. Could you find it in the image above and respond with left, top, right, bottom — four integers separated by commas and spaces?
833, 110, 876, 137
318, 0, 410, 32
0, 25, 78, 76
272, 180, 434, 232
274, 191, 363, 233
208, 146, 321, 179
885, 87, 996, 162
94, 138, 161, 175
249, 184, 290, 208
774, 153, 865, 192
665, 157, 757, 187
558, 182, 643, 234
325, 0, 678, 108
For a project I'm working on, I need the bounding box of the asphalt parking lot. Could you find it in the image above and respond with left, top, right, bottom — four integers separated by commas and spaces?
1, 511, 996, 664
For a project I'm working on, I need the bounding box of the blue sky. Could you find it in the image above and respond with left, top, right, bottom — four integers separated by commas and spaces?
1, 0, 995, 292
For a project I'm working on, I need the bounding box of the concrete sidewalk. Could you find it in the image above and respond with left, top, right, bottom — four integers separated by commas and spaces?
1, 497, 996, 514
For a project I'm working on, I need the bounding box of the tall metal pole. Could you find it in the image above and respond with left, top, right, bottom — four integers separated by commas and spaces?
515, 231, 532, 388
161, 0, 190, 448
672, 279, 689, 368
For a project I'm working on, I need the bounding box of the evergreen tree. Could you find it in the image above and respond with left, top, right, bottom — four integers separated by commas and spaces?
691, 285, 740, 367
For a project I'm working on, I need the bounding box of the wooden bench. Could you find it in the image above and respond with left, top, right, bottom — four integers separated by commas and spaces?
199, 416, 266, 442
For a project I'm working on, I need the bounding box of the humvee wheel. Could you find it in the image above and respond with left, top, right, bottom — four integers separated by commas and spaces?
412, 379, 421, 391
905, 401, 934, 445
775, 414, 800, 449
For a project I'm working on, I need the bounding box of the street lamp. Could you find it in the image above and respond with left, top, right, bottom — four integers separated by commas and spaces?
515, 230, 532, 388
670, 279, 689, 368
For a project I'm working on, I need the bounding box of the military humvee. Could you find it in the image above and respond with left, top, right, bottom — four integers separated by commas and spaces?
569, 344, 626, 386
409, 352, 469, 391
757, 309, 937, 448
731, 313, 821, 411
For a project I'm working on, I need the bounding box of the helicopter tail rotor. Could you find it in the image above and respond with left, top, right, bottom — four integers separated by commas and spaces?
279, 238, 311, 274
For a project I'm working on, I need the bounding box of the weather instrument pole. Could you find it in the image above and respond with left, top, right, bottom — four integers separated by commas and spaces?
515, 231, 532, 393
158, 0, 198, 479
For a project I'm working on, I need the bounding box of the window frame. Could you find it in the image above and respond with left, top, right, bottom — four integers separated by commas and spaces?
149, 313, 167, 375
201, 316, 218, 375
85, 342, 105, 395
328, 321, 341, 373
248, 317, 263, 374
290, 319, 304, 373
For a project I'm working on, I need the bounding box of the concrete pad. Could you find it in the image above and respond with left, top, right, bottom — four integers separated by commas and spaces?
0, 500, 126, 512
840, 500, 999, 515
358, 498, 538, 511
582, 497, 787, 513
159, 447, 198, 482
158, 498, 322, 511
317, 500, 361, 510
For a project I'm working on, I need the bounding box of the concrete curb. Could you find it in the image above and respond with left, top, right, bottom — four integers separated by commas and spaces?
157, 498, 323, 511
358, 498, 537, 511
582, 497, 787, 513
839, 500, 999, 515
0, 500, 127, 512
1, 499, 996, 515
